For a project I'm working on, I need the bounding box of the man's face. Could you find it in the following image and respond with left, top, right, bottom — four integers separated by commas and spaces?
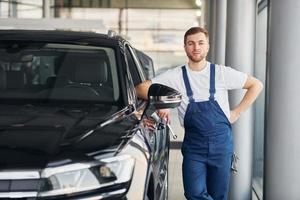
184, 32, 209, 63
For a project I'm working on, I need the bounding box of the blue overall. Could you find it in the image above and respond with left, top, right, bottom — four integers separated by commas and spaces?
181, 64, 233, 200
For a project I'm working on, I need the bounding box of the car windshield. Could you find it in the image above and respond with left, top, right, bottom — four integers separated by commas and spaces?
0, 42, 120, 104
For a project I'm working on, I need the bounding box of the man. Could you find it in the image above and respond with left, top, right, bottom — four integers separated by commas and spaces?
136, 27, 263, 200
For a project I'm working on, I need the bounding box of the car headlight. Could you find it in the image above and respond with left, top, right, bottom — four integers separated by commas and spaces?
38, 155, 135, 197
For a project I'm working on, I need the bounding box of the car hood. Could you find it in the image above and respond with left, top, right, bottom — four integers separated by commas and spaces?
0, 104, 139, 169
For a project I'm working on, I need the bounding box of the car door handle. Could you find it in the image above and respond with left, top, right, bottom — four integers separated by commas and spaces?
151, 113, 165, 130
151, 113, 177, 139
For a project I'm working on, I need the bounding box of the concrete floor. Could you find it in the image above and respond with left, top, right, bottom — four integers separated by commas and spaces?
168, 148, 185, 199
168, 110, 185, 199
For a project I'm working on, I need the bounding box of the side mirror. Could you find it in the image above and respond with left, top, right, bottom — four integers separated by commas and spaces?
148, 83, 182, 109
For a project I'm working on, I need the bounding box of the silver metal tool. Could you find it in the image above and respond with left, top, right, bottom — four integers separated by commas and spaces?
151, 112, 177, 140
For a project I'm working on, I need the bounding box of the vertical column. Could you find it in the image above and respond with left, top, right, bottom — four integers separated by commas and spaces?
9, 0, 17, 18
203, 0, 210, 30
214, 0, 227, 65
265, 0, 300, 199
207, 0, 227, 65
43, 0, 51, 18
207, 0, 216, 62
225, 0, 256, 200
199, 0, 205, 27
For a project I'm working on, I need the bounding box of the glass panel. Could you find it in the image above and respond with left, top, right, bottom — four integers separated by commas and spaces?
120, 9, 199, 71
91, 0, 100, 7
52, 8, 200, 71
253, 6, 268, 199
0, 0, 43, 18
81, 0, 91, 7
17, 0, 43, 18
0, 2, 9, 18
0, 43, 120, 103
72, 0, 81, 7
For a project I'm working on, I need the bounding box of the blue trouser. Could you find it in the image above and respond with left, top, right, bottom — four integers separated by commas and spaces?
181, 64, 233, 200
182, 133, 233, 200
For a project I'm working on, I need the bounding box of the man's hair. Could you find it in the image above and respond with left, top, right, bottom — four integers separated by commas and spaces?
184, 27, 209, 45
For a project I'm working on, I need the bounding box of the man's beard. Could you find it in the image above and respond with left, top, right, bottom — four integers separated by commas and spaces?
187, 53, 205, 63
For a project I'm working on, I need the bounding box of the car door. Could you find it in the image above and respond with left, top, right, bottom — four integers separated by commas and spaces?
124, 44, 168, 199
124, 43, 156, 143
133, 48, 169, 193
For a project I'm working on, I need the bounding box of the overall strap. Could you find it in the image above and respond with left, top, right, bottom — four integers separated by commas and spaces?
209, 63, 216, 101
181, 65, 195, 102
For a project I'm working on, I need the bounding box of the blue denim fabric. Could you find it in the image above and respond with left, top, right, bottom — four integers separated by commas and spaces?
181, 64, 233, 200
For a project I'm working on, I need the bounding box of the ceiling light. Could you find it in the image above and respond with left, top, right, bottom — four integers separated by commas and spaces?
195, 0, 202, 7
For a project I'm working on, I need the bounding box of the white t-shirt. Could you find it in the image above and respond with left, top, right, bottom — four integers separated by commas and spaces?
151, 61, 248, 126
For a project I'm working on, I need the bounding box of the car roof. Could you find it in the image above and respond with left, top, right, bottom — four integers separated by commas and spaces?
0, 30, 125, 47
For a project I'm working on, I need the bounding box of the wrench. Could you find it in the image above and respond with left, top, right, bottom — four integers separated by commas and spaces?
151, 112, 177, 140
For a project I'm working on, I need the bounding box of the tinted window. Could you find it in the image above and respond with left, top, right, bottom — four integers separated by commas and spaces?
135, 49, 155, 79
125, 45, 142, 86
0, 43, 120, 103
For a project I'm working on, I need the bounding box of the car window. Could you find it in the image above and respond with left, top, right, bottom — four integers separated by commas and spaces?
0, 43, 120, 104
135, 49, 155, 79
125, 45, 146, 86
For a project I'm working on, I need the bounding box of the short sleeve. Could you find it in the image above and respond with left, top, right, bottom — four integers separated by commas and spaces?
151, 68, 180, 89
222, 66, 248, 90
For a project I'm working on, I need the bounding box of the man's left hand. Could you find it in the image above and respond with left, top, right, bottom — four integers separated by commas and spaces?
157, 109, 171, 124
229, 110, 240, 124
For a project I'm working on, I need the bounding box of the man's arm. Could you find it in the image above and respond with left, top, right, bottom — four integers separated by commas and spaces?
135, 80, 152, 100
230, 75, 264, 123
135, 80, 171, 123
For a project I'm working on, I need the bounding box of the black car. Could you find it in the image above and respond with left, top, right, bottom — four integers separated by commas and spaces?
0, 30, 181, 200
